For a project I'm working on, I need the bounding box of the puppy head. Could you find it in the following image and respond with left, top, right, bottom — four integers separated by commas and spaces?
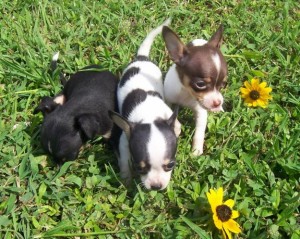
40, 117, 82, 164
162, 25, 227, 112
110, 110, 178, 190
41, 112, 105, 164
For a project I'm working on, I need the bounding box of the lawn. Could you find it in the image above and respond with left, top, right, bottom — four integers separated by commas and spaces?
0, 0, 299, 238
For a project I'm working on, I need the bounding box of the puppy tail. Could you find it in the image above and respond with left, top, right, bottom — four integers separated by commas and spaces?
50, 52, 67, 86
51, 52, 60, 72
137, 18, 171, 57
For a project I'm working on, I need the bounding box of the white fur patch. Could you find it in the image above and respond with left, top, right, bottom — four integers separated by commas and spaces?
128, 96, 172, 123
141, 124, 172, 190
137, 18, 171, 56
102, 130, 111, 139
192, 106, 208, 156
53, 95, 66, 105
164, 65, 197, 108
211, 53, 221, 81
52, 52, 59, 61
191, 39, 208, 46
202, 89, 223, 112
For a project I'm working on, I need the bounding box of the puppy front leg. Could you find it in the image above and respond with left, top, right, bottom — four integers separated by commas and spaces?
192, 107, 208, 156
118, 132, 133, 186
174, 119, 182, 138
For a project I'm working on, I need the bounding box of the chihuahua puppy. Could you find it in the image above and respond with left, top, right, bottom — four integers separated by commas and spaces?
162, 25, 227, 156
109, 19, 180, 190
34, 54, 118, 164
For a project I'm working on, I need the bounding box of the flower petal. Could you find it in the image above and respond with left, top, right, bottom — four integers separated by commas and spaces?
259, 93, 272, 100
207, 188, 221, 212
259, 81, 267, 88
231, 210, 239, 219
251, 78, 260, 84
264, 87, 272, 93
213, 214, 223, 230
206, 191, 217, 212
223, 219, 242, 233
216, 187, 224, 205
244, 81, 252, 90
240, 88, 250, 96
222, 226, 232, 239
251, 78, 260, 89
224, 199, 235, 209
255, 99, 265, 108
244, 97, 254, 104
260, 88, 272, 97
221, 229, 227, 239
260, 87, 272, 95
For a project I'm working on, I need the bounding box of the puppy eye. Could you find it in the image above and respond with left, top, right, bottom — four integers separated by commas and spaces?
191, 80, 207, 91
164, 161, 176, 172
196, 81, 206, 88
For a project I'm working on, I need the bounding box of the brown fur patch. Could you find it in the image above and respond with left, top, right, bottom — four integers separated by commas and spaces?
140, 161, 146, 168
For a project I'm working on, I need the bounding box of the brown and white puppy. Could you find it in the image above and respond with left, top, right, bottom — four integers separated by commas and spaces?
162, 25, 227, 156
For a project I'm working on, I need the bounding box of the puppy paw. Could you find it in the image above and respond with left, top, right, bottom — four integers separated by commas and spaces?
120, 172, 133, 187
192, 140, 204, 156
192, 148, 203, 156
123, 177, 133, 188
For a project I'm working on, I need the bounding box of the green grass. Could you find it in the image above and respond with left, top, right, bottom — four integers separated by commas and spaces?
0, 0, 299, 238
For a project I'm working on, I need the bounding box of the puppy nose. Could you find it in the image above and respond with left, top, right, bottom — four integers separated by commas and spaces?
150, 183, 162, 190
213, 99, 221, 107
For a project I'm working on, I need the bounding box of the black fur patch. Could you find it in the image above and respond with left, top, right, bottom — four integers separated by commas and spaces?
134, 55, 150, 62
154, 120, 177, 159
129, 123, 151, 171
122, 89, 147, 118
147, 91, 163, 99
119, 67, 140, 88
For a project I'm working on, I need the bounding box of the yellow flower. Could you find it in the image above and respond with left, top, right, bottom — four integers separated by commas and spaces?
206, 187, 241, 239
240, 78, 272, 108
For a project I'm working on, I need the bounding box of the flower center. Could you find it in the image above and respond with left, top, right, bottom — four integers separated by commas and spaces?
216, 205, 232, 222
249, 90, 260, 100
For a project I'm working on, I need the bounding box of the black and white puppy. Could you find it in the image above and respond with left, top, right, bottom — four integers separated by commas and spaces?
109, 19, 181, 190
162, 25, 227, 156
34, 53, 118, 164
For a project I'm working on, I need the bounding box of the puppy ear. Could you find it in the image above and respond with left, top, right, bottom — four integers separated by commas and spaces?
33, 96, 58, 116
76, 114, 100, 140
208, 24, 224, 48
167, 106, 181, 137
33, 105, 48, 115
162, 26, 189, 65
109, 111, 134, 139
166, 106, 179, 128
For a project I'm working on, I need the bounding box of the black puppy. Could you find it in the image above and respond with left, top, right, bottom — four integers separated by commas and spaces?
34, 54, 118, 164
